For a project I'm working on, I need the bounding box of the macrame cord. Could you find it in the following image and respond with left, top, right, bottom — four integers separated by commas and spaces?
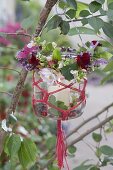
32, 71, 87, 169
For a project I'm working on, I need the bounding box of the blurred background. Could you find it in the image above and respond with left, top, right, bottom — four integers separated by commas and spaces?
0, 0, 113, 170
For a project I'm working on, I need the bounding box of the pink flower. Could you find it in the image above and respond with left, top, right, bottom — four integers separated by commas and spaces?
16, 44, 37, 59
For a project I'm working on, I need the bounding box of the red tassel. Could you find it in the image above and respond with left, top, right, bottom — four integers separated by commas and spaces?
56, 120, 69, 170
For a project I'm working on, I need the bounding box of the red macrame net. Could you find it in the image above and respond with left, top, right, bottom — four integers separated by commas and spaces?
32, 72, 87, 169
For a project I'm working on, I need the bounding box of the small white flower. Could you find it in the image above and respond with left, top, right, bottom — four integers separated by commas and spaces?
46, 56, 52, 61
27, 41, 35, 48
39, 68, 57, 85
52, 42, 57, 48
58, 61, 64, 69
70, 70, 78, 76
1, 119, 12, 132
81, 69, 87, 73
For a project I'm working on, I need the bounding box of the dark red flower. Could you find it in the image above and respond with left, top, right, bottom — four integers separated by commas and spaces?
91, 40, 102, 47
29, 53, 40, 66
77, 52, 91, 69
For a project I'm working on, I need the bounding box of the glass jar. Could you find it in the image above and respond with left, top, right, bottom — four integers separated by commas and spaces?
32, 69, 87, 120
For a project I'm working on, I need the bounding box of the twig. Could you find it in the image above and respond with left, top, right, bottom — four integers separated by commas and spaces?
0, 91, 12, 97
0, 32, 31, 38
66, 102, 113, 138
68, 14, 103, 23
0, 67, 20, 74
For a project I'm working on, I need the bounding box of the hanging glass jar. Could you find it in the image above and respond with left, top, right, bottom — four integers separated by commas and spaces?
32, 68, 87, 120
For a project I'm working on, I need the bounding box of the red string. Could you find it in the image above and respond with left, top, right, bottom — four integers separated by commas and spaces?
32, 72, 87, 170
56, 120, 70, 170
32, 72, 87, 120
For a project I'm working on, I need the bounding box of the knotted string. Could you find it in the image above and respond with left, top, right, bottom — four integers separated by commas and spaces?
32, 72, 87, 170
56, 120, 70, 170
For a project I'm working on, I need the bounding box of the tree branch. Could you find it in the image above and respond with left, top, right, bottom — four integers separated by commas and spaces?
0, 91, 12, 97
0, 67, 20, 74
68, 114, 113, 147
66, 102, 113, 138
68, 14, 103, 23
7, 0, 59, 116
0, 32, 31, 38
0, 0, 59, 155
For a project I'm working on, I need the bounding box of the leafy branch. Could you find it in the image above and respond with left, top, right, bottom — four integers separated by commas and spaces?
7, 0, 59, 117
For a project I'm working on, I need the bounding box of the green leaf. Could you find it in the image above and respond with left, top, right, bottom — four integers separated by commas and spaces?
103, 60, 113, 72
4, 135, 10, 155
59, 20, 70, 35
107, 9, 113, 21
100, 145, 113, 156
7, 134, 21, 158
95, 148, 102, 158
90, 167, 100, 170
92, 133, 102, 142
66, 0, 77, 9
95, 0, 105, 4
68, 146, 77, 154
49, 95, 56, 105
21, 15, 37, 29
66, 9, 76, 19
73, 164, 93, 170
46, 136, 56, 149
89, 1, 102, 13
76, 2, 88, 17
52, 48, 62, 61
56, 101, 68, 110
68, 27, 95, 36
102, 22, 113, 40
99, 8, 106, 15
97, 51, 113, 60
79, 10, 91, 17
101, 72, 113, 84
48, 164, 59, 170
88, 17, 104, 32
99, 40, 113, 49
61, 63, 78, 80
81, 18, 88, 26
48, 108, 60, 116
18, 138, 38, 168
108, 2, 113, 9
46, 15, 62, 31
107, 0, 113, 4
59, 0, 68, 9
42, 42, 54, 55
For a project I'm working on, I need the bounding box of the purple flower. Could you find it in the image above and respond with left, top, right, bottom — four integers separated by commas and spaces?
16, 44, 37, 59
93, 58, 108, 67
